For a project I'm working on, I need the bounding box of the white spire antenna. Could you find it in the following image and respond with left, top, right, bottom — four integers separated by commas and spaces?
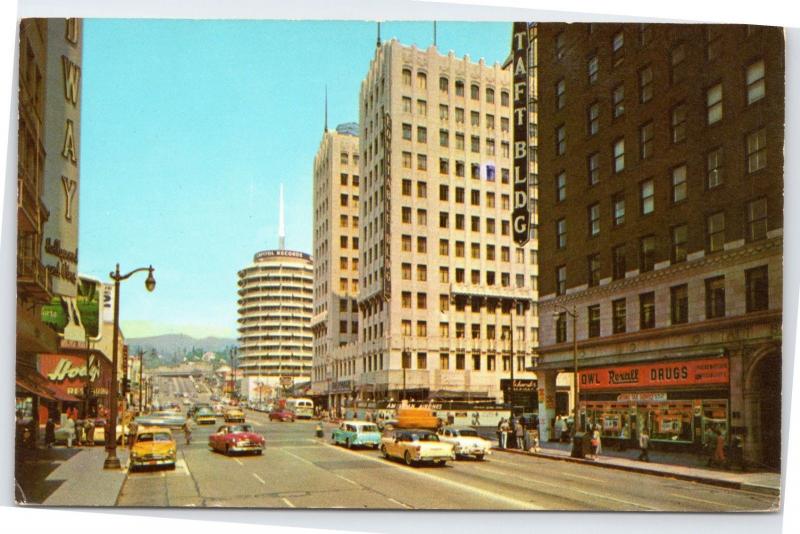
278, 183, 286, 250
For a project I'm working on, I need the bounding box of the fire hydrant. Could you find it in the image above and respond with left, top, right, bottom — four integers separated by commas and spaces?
315, 423, 324, 438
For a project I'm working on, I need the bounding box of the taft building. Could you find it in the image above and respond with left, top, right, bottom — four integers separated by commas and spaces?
534, 23, 783, 468
348, 39, 539, 408
310, 122, 361, 407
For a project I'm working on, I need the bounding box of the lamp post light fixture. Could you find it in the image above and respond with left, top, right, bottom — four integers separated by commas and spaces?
552, 304, 580, 433
104, 264, 155, 470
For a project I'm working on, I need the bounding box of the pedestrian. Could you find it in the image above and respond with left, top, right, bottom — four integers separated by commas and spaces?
530, 427, 541, 453
638, 428, 651, 462
496, 418, 504, 448
499, 418, 510, 449
84, 418, 95, 446
45, 418, 56, 448
63, 417, 75, 448
712, 428, 726, 468
590, 425, 602, 460
515, 418, 525, 449
182, 416, 194, 445
619, 422, 630, 451
704, 426, 717, 466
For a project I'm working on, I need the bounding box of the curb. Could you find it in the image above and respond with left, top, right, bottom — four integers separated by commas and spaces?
494, 447, 780, 496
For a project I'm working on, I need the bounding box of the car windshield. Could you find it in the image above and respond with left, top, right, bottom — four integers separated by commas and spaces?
230, 425, 253, 433
359, 425, 379, 433
457, 429, 479, 437
197, 409, 213, 416
137, 432, 171, 443
408, 432, 439, 442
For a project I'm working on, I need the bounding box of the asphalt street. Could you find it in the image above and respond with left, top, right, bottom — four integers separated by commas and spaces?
115, 378, 779, 510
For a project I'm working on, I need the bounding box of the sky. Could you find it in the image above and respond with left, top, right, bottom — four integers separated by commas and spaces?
78, 20, 513, 339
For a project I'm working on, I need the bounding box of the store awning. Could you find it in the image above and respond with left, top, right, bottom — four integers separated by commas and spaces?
430, 390, 490, 400
15, 366, 80, 402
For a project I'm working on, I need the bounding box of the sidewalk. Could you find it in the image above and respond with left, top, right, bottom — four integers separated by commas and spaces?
491, 439, 781, 496
15, 445, 129, 506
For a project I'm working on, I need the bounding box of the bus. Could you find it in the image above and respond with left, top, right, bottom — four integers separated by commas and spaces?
285, 398, 314, 419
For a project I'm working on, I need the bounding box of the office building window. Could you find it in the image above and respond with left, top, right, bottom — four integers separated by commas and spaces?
555, 172, 567, 202
588, 253, 600, 287
439, 353, 450, 370
581, 154, 597, 189
555, 31, 566, 60
707, 212, 725, 252
588, 102, 599, 135
556, 125, 566, 155
672, 103, 687, 143
640, 179, 654, 214
671, 224, 688, 263
747, 198, 768, 241
556, 265, 566, 296
439, 267, 449, 283
672, 165, 687, 203
670, 43, 686, 84
417, 126, 428, 143
417, 72, 427, 89
417, 236, 427, 253
671, 284, 689, 324
639, 66, 653, 103
402, 123, 412, 140
588, 203, 600, 236
471, 353, 481, 371
707, 83, 723, 125
470, 83, 479, 100
556, 79, 566, 110
612, 30, 624, 66
612, 245, 626, 280
639, 235, 655, 272
706, 26, 722, 61
588, 55, 598, 84
746, 266, 769, 312
612, 299, 626, 334
587, 305, 601, 337
747, 59, 766, 105
555, 312, 567, 343
640, 292, 655, 329
613, 193, 625, 226
402, 263, 412, 280
402, 97, 412, 113
705, 276, 725, 319
612, 84, 625, 118
556, 218, 566, 249
640, 122, 654, 160
501, 90, 509, 106
640, 23, 652, 46
402, 68, 412, 86
417, 181, 427, 198
401, 292, 412, 308
417, 100, 427, 116
456, 353, 465, 370
614, 138, 625, 173
439, 104, 449, 120
707, 148, 723, 189
747, 128, 767, 173
455, 80, 464, 96
439, 76, 449, 94
402, 206, 412, 223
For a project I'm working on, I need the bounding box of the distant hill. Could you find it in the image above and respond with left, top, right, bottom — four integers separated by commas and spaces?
128, 333, 236, 360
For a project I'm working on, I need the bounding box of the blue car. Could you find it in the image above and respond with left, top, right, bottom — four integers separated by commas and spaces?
331, 421, 382, 449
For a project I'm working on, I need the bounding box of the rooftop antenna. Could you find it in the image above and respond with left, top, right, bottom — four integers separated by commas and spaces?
324, 85, 328, 132
376, 21, 381, 48
433, 21, 437, 47
278, 184, 286, 250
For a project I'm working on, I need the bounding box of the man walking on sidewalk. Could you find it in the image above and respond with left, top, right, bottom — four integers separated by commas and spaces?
638, 428, 650, 462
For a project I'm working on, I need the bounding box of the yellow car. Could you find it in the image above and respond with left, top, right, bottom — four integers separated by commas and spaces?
380, 428, 455, 466
130, 427, 177, 471
224, 408, 245, 423
194, 408, 217, 425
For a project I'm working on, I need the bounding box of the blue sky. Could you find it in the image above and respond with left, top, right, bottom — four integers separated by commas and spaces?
78, 20, 512, 339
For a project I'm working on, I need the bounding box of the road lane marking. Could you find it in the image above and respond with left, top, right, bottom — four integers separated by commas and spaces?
253, 473, 266, 485
282, 497, 295, 508
473, 463, 657, 511
176, 459, 191, 476
558, 472, 603, 483
335, 474, 359, 486
317, 441, 542, 510
387, 497, 412, 509
668, 493, 749, 510
233, 458, 244, 466
281, 449, 317, 467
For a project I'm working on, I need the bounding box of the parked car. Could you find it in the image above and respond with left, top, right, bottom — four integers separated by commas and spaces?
194, 408, 216, 425
129, 427, 176, 471
208, 423, 265, 455
134, 411, 185, 429
91, 419, 128, 445
436, 426, 492, 460
224, 408, 246, 423
331, 421, 381, 449
268, 408, 295, 422
380, 429, 455, 466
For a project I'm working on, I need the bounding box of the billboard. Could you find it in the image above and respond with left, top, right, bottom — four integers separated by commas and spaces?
41, 275, 102, 340
578, 357, 729, 391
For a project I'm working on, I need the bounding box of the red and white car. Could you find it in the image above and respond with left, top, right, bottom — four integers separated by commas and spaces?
208, 423, 265, 455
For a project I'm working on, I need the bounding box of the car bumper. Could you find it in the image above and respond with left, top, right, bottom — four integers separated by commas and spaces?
415, 452, 456, 462
229, 443, 264, 452
197, 419, 216, 424
455, 447, 491, 457
354, 438, 381, 447
131, 456, 176, 467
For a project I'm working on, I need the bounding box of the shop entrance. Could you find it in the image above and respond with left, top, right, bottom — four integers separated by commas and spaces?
749, 351, 781, 469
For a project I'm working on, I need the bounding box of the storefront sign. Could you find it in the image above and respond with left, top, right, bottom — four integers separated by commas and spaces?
38, 353, 111, 400
617, 392, 668, 402
254, 249, 312, 262
579, 358, 729, 390
511, 21, 530, 247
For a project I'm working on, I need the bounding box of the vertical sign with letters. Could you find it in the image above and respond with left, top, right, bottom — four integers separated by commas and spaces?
511, 22, 530, 247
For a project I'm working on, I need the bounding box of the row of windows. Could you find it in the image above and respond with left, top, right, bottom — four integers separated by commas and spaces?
401, 352, 530, 372
554, 198, 769, 294
401, 123, 511, 154
401, 68, 511, 106
555, 265, 770, 342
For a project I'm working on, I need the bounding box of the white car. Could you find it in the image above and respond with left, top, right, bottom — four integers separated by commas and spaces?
436, 426, 492, 460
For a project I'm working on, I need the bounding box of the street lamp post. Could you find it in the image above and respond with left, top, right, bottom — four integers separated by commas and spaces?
553, 304, 580, 433
138, 350, 144, 414
104, 264, 155, 470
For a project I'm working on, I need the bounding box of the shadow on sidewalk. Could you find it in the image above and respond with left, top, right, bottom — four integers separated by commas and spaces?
15, 446, 84, 504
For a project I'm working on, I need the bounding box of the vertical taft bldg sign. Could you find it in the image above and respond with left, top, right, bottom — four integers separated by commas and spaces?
511, 22, 530, 247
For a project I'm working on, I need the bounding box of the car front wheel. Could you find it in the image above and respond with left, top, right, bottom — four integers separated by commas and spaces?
404, 451, 414, 466
475, 454, 485, 461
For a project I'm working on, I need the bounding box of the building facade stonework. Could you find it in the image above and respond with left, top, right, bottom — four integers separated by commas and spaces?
534, 23, 783, 468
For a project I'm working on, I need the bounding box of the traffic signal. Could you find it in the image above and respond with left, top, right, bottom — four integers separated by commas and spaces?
123, 378, 131, 393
